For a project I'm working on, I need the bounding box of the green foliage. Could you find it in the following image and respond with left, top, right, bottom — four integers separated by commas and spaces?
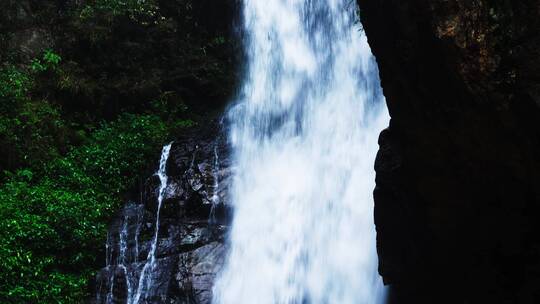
0, 66, 31, 102
44, 50, 62, 66
0, 172, 92, 301
0, 63, 72, 172
79, 0, 162, 25
210, 36, 227, 47
0, 114, 171, 302
31, 50, 62, 73
0, 56, 195, 304
0, 0, 233, 302
0, 100, 70, 171
30, 59, 46, 73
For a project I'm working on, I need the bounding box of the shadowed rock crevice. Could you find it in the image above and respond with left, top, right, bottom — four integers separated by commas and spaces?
358, 0, 540, 303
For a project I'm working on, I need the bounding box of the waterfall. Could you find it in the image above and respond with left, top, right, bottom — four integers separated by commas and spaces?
119, 213, 134, 304
213, 0, 389, 303
209, 145, 221, 224
99, 203, 144, 304
133, 143, 172, 304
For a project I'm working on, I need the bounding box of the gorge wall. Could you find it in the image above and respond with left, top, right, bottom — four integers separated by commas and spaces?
357, 0, 540, 303
95, 122, 232, 303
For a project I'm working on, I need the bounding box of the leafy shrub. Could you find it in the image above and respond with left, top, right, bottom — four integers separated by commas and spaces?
0, 63, 72, 173
79, 0, 161, 25
0, 0, 231, 301
0, 114, 173, 302
0, 100, 70, 172
31, 50, 62, 73
0, 66, 31, 104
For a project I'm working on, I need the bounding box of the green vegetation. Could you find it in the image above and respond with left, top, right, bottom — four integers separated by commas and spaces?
79, 0, 161, 23
0, 51, 187, 302
0, 51, 72, 173
31, 50, 62, 73
0, 114, 171, 302
0, 56, 195, 301
0, 65, 66, 172
0, 0, 235, 302
0, 66, 31, 101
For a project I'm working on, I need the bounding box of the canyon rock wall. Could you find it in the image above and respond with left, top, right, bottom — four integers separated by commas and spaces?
358, 0, 540, 303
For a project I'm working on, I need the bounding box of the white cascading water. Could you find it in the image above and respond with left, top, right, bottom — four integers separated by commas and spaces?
133, 143, 172, 304
213, 0, 389, 303
119, 213, 134, 304
100, 203, 143, 304
209, 145, 221, 224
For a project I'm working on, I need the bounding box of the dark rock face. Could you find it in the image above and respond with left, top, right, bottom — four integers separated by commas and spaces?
358, 0, 540, 303
95, 123, 232, 304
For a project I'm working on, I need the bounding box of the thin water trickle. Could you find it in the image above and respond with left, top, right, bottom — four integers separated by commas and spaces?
102, 204, 144, 304
133, 143, 172, 304
213, 0, 389, 303
119, 214, 133, 304
209, 145, 221, 224
103, 231, 114, 304
134, 206, 143, 264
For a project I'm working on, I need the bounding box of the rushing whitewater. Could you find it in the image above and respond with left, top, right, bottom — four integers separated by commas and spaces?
213, 0, 389, 303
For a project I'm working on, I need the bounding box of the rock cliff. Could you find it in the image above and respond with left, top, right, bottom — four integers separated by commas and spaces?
94, 122, 232, 303
358, 0, 540, 303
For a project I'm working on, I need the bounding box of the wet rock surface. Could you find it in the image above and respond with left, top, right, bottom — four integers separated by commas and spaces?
358, 0, 540, 303
95, 122, 232, 304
